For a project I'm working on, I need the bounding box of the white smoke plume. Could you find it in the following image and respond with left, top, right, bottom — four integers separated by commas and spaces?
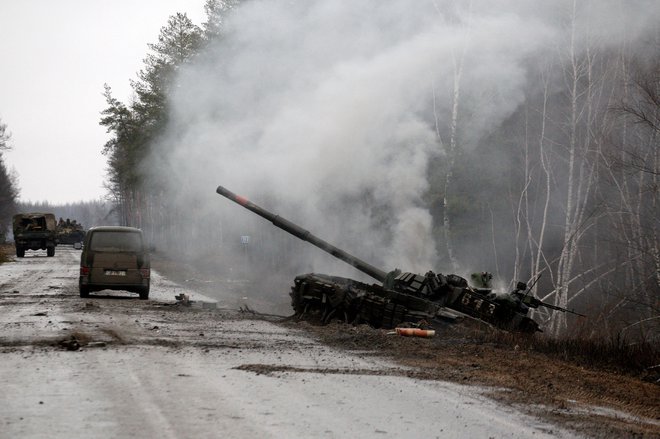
152, 0, 658, 277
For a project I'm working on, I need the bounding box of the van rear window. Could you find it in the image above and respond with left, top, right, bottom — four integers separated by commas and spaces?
90, 231, 143, 252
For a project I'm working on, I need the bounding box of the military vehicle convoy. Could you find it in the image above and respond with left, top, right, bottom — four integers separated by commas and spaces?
12, 213, 57, 257
216, 185, 584, 333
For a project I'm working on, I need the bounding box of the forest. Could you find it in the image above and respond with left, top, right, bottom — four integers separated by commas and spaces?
0, 119, 19, 239
6, 0, 657, 339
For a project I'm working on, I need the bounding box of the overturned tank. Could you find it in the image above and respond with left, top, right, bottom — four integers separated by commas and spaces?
216, 185, 583, 333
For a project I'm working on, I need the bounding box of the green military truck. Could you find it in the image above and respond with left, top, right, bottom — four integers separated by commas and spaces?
13, 213, 57, 257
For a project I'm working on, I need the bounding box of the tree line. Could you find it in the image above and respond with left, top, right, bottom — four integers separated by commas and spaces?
99, 1, 658, 338
0, 117, 115, 239
16, 200, 116, 232
0, 118, 20, 239
100, 0, 238, 228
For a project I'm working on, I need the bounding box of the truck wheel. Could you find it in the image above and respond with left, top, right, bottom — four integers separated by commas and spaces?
139, 288, 149, 300
16, 246, 25, 258
47, 247, 55, 257
79, 285, 90, 298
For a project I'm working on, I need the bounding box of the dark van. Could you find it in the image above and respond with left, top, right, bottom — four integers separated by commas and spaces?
79, 226, 150, 299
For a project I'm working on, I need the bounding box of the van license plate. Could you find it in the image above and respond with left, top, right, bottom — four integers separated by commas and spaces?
104, 270, 127, 276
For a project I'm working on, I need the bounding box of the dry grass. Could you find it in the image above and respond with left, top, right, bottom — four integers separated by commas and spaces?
0, 243, 14, 264
472, 330, 659, 379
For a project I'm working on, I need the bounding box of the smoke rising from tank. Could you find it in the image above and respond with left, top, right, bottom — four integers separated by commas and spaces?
150, 0, 658, 287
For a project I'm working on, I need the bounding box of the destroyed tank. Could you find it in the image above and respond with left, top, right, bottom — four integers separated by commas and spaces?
216, 185, 584, 333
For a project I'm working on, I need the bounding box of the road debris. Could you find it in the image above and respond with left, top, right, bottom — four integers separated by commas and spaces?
239, 305, 288, 319
174, 293, 219, 310
175, 293, 192, 306
58, 336, 81, 351
389, 328, 436, 338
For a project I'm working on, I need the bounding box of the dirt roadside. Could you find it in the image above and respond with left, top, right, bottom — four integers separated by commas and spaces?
288, 320, 660, 439
150, 251, 660, 439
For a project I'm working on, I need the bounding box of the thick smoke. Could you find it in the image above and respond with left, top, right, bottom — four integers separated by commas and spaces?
151, 0, 658, 281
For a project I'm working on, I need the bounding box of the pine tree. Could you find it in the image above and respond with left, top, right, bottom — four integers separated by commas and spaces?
100, 13, 202, 227
0, 118, 19, 238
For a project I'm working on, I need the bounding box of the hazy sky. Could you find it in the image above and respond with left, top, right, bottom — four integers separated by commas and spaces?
0, 0, 206, 204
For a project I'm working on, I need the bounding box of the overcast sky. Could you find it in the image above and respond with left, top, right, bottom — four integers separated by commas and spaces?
0, 0, 206, 204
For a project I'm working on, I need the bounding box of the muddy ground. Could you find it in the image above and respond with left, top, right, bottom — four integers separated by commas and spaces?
1, 245, 657, 438
287, 320, 660, 438
152, 251, 660, 439
4, 247, 587, 438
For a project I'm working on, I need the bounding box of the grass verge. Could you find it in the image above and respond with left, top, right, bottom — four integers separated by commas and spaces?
473, 329, 659, 381
0, 243, 13, 264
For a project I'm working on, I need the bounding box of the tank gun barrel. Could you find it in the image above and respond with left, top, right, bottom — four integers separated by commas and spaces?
216, 185, 389, 283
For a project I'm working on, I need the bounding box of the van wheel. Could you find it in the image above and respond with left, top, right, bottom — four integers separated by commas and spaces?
16, 246, 25, 258
80, 285, 90, 298
47, 247, 55, 257
139, 288, 149, 300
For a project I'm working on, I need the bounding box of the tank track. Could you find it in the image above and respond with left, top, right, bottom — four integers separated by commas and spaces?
290, 273, 444, 329
290, 272, 540, 332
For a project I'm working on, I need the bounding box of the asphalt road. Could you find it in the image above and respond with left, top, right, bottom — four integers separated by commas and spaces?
0, 247, 578, 438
